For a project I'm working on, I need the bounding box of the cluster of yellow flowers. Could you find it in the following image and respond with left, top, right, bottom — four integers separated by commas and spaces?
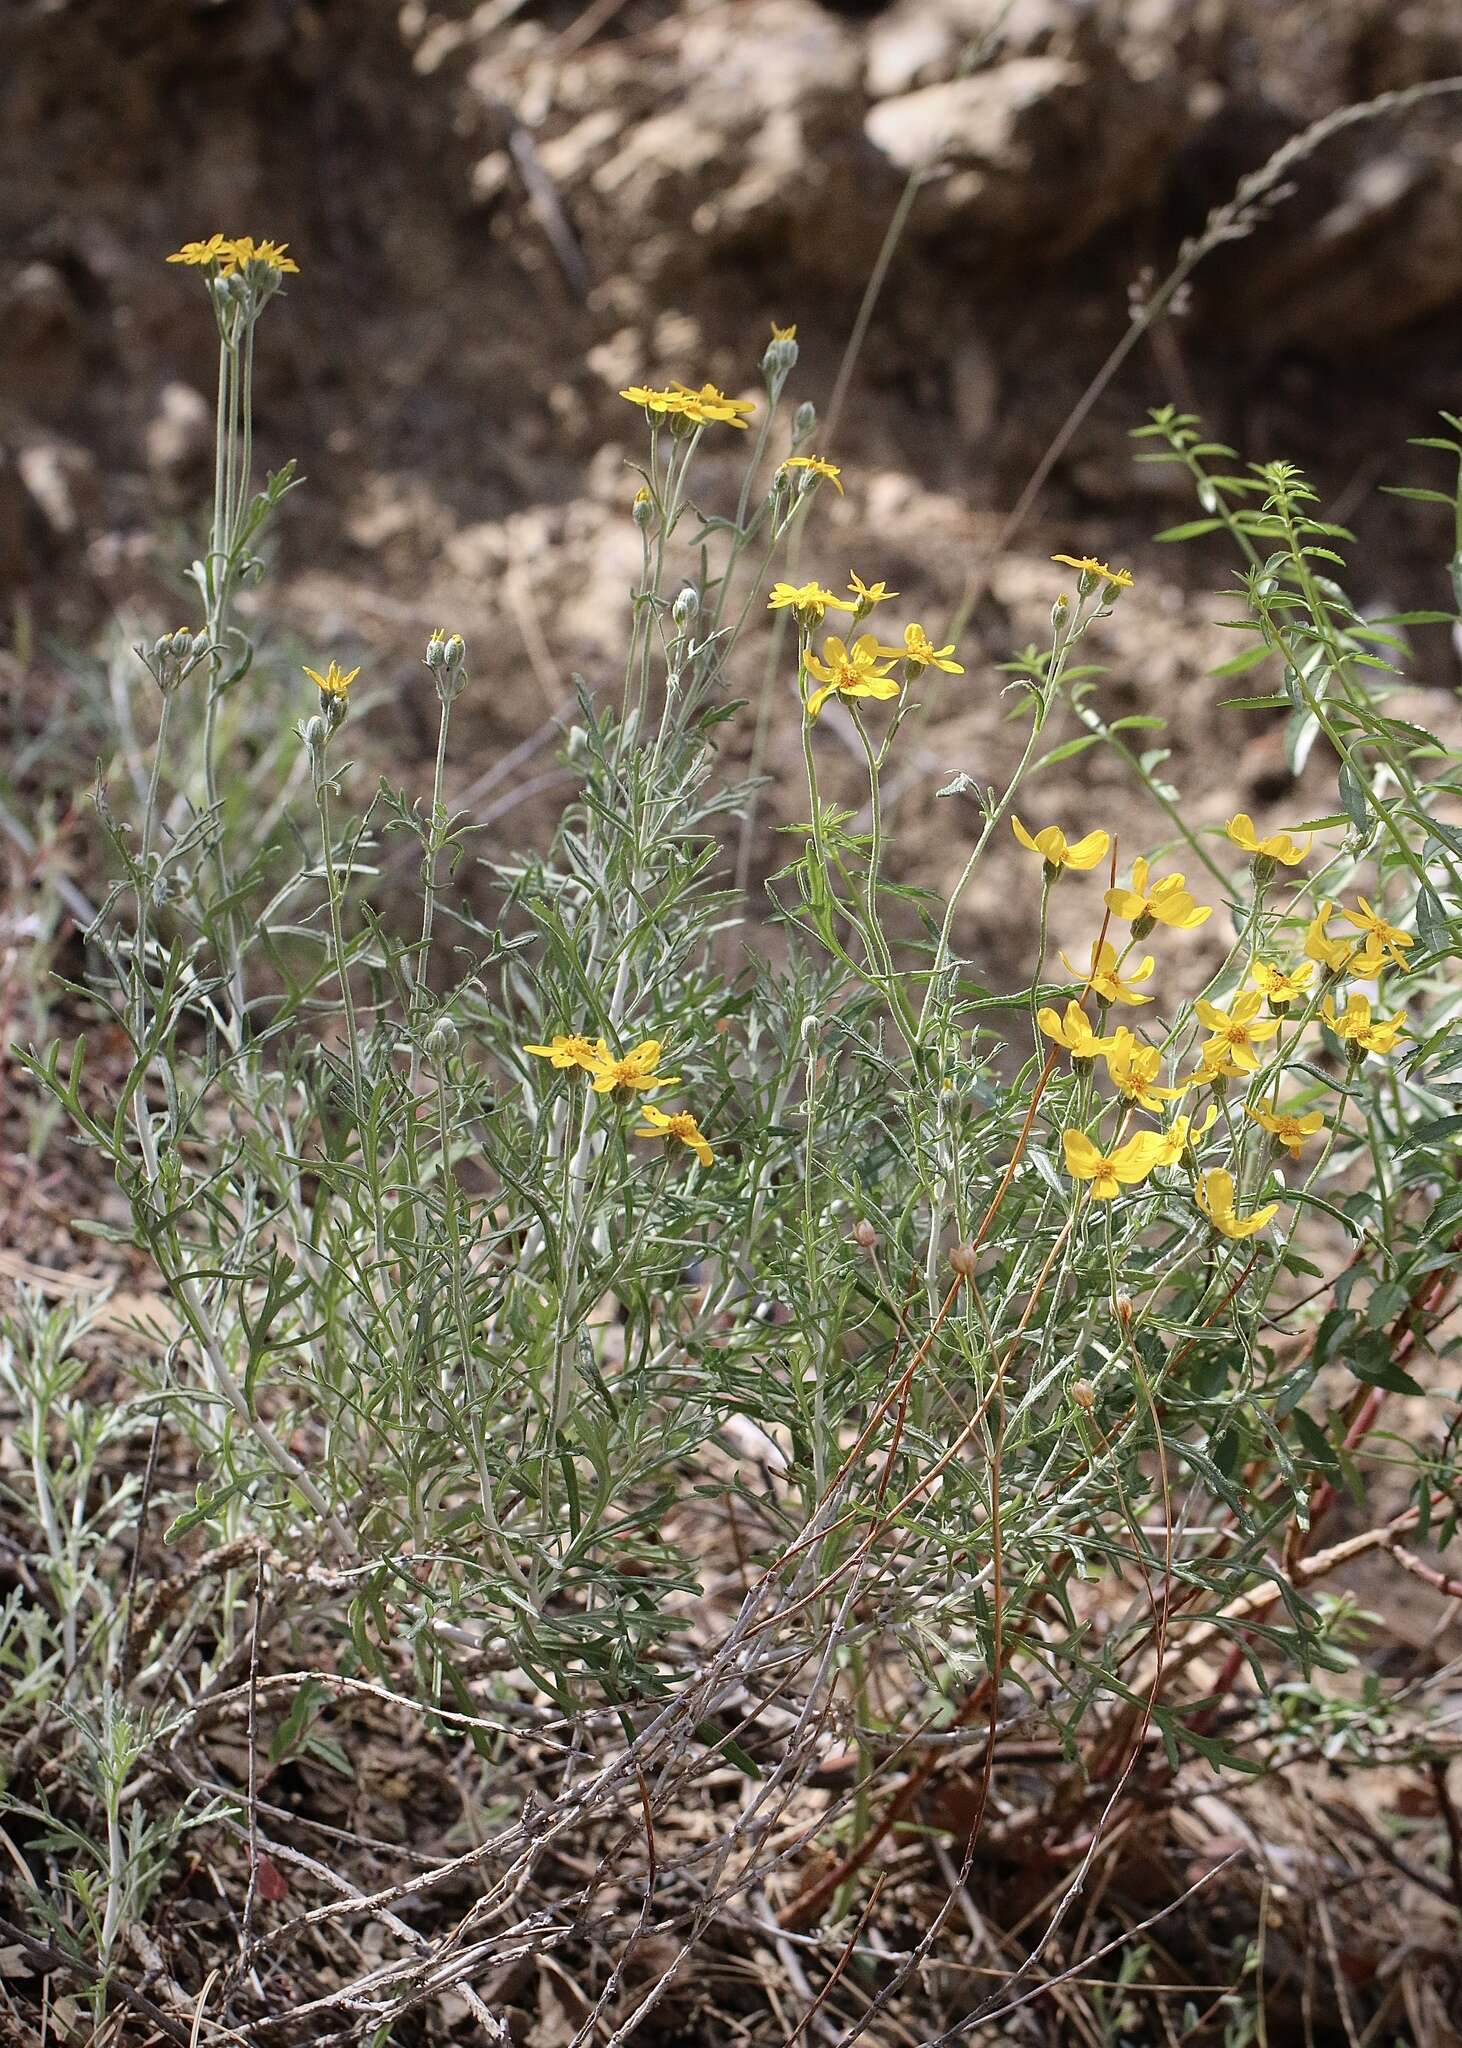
166, 235, 299, 277
1023, 810, 1413, 1239
522, 1036, 713, 1167
767, 575, 964, 718
619, 381, 757, 431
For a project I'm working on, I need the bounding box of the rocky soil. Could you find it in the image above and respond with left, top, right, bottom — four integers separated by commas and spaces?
3, 0, 1462, 978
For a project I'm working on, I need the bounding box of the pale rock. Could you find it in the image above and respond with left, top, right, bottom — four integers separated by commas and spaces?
145, 382, 212, 498
17, 436, 96, 539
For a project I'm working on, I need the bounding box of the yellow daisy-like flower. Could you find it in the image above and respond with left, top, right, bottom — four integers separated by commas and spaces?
771, 321, 797, 341
1248, 959, 1315, 1010
1060, 940, 1155, 1007
166, 234, 232, 269
846, 573, 898, 610
1226, 813, 1311, 866
768, 581, 850, 624
1154, 1104, 1218, 1166
588, 1039, 682, 1095
1340, 897, 1413, 972
886, 624, 964, 674
1303, 900, 1360, 975
1061, 1128, 1166, 1202
1037, 1001, 1114, 1062
1051, 554, 1134, 590
1194, 991, 1281, 1074
1322, 993, 1407, 1058
1196, 1168, 1278, 1240
635, 1102, 714, 1168
780, 455, 843, 494
1244, 1103, 1325, 1159
1012, 817, 1111, 875
1101, 1029, 1184, 1111
802, 633, 900, 720
303, 660, 360, 700
619, 381, 755, 429
227, 236, 298, 275
1104, 858, 1210, 931
522, 1034, 601, 1072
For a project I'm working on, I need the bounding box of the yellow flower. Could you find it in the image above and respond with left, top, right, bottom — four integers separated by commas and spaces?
619, 381, 755, 429
1248, 959, 1314, 1010
771, 321, 797, 341
669, 380, 756, 428
523, 1034, 601, 1072
635, 1102, 714, 1168
1104, 858, 1210, 931
1304, 900, 1360, 975
768, 581, 850, 624
1322, 992, 1407, 1058
1101, 1029, 1184, 1111
1062, 1128, 1166, 1201
166, 234, 232, 269
1225, 813, 1311, 866
1194, 992, 1281, 1074
1012, 818, 1111, 874
303, 660, 360, 700
1154, 1104, 1218, 1166
1244, 1103, 1325, 1159
780, 455, 843, 494
588, 1039, 681, 1095
1060, 940, 1154, 1007
227, 237, 298, 275
1051, 554, 1134, 590
1196, 1168, 1278, 1240
1339, 897, 1413, 972
886, 623, 964, 674
1037, 1001, 1114, 1062
846, 572, 898, 609
802, 633, 900, 720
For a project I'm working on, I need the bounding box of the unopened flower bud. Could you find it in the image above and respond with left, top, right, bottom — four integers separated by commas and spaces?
852, 1219, 878, 1253
170, 626, 194, 659
1071, 1378, 1096, 1411
632, 487, 654, 530
672, 586, 699, 630
793, 400, 817, 442
949, 1243, 978, 1279
424, 1016, 460, 1065
762, 333, 799, 383
302, 714, 327, 754
1115, 1294, 1133, 1329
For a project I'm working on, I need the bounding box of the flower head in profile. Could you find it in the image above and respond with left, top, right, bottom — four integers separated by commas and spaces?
1340, 897, 1413, 973
768, 581, 850, 625
846, 572, 898, 611
771, 321, 797, 341
303, 660, 359, 701
1194, 991, 1281, 1074
1196, 1168, 1278, 1241
1037, 1001, 1114, 1063
227, 237, 298, 275
1248, 958, 1315, 1010
1322, 992, 1407, 1058
523, 1034, 601, 1072
886, 623, 964, 674
1245, 1103, 1325, 1159
1061, 939, 1154, 1006
635, 1101, 714, 1168
588, 1039, 681, 1095
1104, 858, 1210, 932
779, 455, 843, 495
1304, 900, 1361, 976
1062, 1128, 1166, 1201
166, 234, 233, 269
1101, 1029, 1184, 1111
619, 381, 755, 429
1226, 813, 1311, 867
1012, 817, 1111, 876
1051, 554, 1133, 591
802, 633, 899, 720
1154, 1104, 1217, 1167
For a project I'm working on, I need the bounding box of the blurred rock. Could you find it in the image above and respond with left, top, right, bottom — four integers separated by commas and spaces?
0, 262, 85, 417
17, 436, 97, 543
145, 382, 212, 502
